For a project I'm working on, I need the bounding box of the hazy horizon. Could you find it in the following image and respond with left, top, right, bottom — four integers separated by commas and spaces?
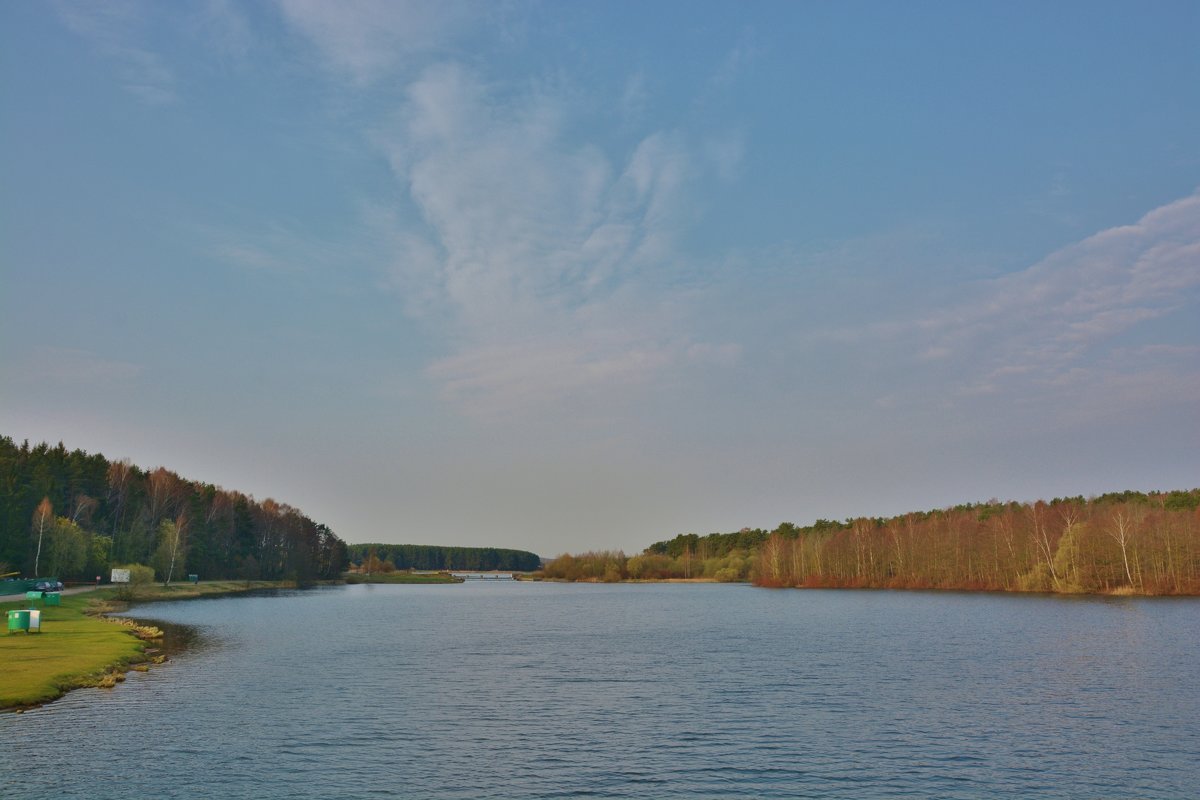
3, 2, 1198, 556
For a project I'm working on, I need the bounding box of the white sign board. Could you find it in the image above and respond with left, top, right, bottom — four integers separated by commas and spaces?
111, 568, 131, 584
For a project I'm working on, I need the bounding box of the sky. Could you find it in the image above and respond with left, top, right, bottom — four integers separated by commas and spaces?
2, 1, 1198, 557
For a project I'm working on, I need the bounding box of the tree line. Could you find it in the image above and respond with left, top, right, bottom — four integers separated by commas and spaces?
348, 543, 541, 572
753, 492, 1200, 594
0, 437, 348, 583
541, 491, 1200, 594
540, 521, 848, 583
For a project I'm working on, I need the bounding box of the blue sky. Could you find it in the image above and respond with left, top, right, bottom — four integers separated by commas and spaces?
2, 1, 1198, 555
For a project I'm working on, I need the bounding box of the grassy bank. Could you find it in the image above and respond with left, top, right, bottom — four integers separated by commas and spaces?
1, 592, 149, 710
101, 579, 294, 607
1, 580, 295, 711
342, 571, 463, 584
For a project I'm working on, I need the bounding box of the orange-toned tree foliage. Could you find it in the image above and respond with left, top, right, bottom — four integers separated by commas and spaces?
751, 492, 1200, 594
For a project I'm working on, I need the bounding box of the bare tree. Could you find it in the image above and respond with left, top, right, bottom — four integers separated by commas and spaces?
1028, 502, 1061, 590
1057, 504, 1082, 587
147, 467, 180, 525
70, 493, 98, 524
759, 534, 785, 586
205, 490, 231, 527
32, 497, 53, 576
167, 512, 188, 585
156, 513, 189, 586
1108, 508, 1140, 589
790, 535, 809, 584
107, 459, 134, 557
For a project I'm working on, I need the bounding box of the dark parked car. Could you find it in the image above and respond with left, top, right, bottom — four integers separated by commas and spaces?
34, 580, 64, 592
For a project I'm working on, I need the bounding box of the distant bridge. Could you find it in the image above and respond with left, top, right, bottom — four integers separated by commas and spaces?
449, 572, 516, 581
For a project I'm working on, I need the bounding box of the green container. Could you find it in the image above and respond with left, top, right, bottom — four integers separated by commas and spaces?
44, 592, 61, 606
7, 609, 30, 632
25, 591, 43, 602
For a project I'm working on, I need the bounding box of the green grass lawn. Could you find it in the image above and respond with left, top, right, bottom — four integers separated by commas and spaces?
1, 592, 146, 709
101, 579, 290, 603
1, 580, 295, 710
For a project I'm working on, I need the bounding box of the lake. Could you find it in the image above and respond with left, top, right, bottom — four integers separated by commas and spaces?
1, 583, 1197, 798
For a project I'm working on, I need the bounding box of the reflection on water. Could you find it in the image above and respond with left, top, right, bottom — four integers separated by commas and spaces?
2, 584, 1197, 799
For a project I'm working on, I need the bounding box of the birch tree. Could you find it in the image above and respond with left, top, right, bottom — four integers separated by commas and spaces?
154, 513, 188, 585
1108, 508, 1139, 589
32, 497, 53, 576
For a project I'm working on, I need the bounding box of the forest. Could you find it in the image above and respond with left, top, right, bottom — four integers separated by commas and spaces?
0, 437, 347, 584
349, 543, 541, 572
542, 491, 1200, 595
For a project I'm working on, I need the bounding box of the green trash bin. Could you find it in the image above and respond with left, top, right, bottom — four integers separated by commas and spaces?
44, 592, 61, 606
25, 591, 43, 603
7, 609, 30, 633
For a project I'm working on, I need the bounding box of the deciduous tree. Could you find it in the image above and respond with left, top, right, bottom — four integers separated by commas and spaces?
32, 497, 53, 576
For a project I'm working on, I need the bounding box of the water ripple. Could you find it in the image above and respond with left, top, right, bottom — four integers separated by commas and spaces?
1, 584, 1198, 798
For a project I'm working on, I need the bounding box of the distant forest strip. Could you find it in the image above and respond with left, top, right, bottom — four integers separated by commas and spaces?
543, 491, 1200, 595
0, 437, 348, 584
349, 543, 541, 572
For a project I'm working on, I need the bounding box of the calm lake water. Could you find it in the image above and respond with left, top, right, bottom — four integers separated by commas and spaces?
2, 583, 1198, 798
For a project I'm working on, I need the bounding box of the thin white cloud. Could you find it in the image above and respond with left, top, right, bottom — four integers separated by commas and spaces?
207, 221, 372, 276
620, 72, 649, 126
1110, 343, 1200, 360
273, 0, 473, 85
53, 0, 178, 104
781, 189, 1200, 434
428, 339, 675, 418
710, 28, 759, 91
923, 190, 1200, 377
199, 0, 254, 63
811, 190, 1200, 424
370, 63, 730, 417
810, 194, 1194, 352
703, 131, 745, 183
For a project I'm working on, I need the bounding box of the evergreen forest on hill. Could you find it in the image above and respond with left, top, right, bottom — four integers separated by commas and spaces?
542, 491, 1200, 594
348, 543, 541, 572
0, 437, 347, 584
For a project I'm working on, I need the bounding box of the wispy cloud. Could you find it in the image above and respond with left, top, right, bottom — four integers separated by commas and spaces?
929, 190, 1199, 377
832, 190, 1200, 418
428, 338, 676, 418
215, 3, 748, 420
198, 0, 254, 63
620, 72, 649, 126
207, 221, 373, 277
273, 0, 474, 85
364, 62, 733, 417
53, 0, 177, 104
710, 28, 759, 92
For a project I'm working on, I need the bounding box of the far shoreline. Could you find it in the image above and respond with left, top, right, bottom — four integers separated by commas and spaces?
527, 576, 1199, 596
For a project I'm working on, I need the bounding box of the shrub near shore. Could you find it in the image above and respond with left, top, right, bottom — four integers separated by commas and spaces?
540, 550, 751, 582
